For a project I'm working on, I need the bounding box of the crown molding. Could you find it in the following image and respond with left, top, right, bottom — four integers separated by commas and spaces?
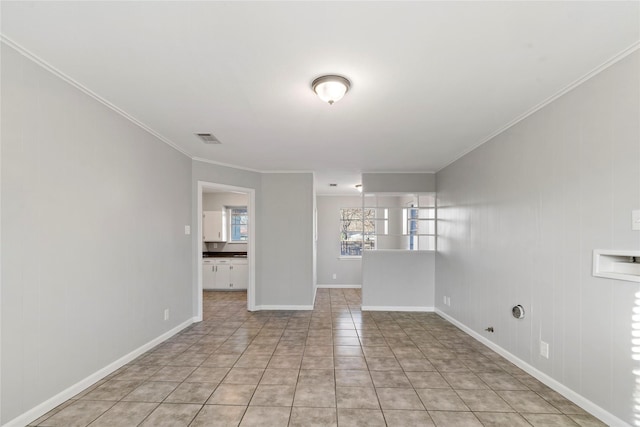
437, 40, 640, 173
191, 157, 263, 173
1, 35, 192, 159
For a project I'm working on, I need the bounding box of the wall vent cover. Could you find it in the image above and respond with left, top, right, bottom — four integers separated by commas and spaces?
195, 133, 222, 144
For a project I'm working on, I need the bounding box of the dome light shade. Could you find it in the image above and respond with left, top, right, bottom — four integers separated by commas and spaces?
312, 75, 351, 105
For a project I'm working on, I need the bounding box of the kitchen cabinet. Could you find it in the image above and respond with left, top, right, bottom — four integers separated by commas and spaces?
202, 259, 216, 290
230, 259, 248, 290
202, 258, 247, 290
203, 211, 227, 242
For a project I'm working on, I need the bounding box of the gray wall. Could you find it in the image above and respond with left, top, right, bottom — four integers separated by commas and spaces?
362, 251, 435, 309
1, 45, 193, 424
192, 164, 315, 308
363, 172, 436, 193
258, 173, 315, 307
436, 51, 640, 424
316, 196, 363, 285
203, 192, 249, 253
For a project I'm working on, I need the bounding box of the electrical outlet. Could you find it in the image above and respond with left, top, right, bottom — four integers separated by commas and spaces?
540, 341, 549, 359
184, 225, 191, 235
332, 273, 337, 280
633, 210, 640, 231
447, 297, 451, 306
164, 309, 170, 321
443, 296, 447, 305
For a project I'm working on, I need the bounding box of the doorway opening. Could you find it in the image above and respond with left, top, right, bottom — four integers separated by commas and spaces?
197, 181, 256, 320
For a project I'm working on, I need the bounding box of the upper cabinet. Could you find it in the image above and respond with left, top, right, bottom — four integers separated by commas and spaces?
203, 210, 227, 242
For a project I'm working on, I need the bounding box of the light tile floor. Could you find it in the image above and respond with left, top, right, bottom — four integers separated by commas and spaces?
30, 289, 606, 426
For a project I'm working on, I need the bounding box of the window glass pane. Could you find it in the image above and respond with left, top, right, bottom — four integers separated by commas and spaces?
230, 207, 248, 241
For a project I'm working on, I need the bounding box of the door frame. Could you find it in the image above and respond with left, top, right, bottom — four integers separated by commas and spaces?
197, 181, 256, 319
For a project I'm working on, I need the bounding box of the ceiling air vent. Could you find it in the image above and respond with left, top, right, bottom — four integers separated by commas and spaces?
195, 133, 221, 144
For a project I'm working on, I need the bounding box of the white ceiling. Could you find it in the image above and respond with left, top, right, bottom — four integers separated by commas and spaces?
2, 1, 639, 194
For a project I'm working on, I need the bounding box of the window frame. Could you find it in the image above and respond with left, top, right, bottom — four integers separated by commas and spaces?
227, 206, 249, 243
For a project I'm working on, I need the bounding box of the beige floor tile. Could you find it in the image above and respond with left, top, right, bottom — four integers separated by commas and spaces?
366, 357, 402, 371
498, 390, 561, 413
81, 380, 142, 401
370, 371, 412, 388
335, 356, 368, 370
301, 356, 335, 369
88, 402, 157, 427
289, 407, 337, 427
297, 369, 335, 386
164, 382, 218, 404
522, 413, 582, 426
335, 370, 373, 387
239, 406, 290, 427
405, 371, 451, 389
337, 408, 386, 427
30, 290, 606, 427
429, 410, 483, 427
293, 385, 336, 408
186, 367, 230, 384
122, 381, 179, 402
416, 388, 469, 411
149, 366, 196, 382
456, 389, 514, 412
39, 400, 115, 427
383, 409, 435, 427
376, 387, 424, 410
334, 346, 364, 357
474, 412, 532, 427
336, 386, 379, 409
250, 384, 295, 406
259, 368, 299, 385
138, 403, 201, 427
207, 384, 257, 405
442, 372, 489, 390
190, 405, 246, 427
222, 368, 264, 385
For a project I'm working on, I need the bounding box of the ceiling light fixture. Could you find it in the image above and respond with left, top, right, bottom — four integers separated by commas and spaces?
312, 75, 351, 105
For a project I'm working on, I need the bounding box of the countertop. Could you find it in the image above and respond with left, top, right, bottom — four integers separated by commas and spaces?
203, 252, 247, 258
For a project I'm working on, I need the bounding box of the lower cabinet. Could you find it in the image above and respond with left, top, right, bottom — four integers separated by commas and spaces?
202, 258, 248, 290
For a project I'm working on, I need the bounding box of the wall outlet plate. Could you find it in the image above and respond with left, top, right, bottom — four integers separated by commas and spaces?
540, 341, 549, 359
185, 225, 191, 235
164, 309, 170, 321
633, 210, 640, 231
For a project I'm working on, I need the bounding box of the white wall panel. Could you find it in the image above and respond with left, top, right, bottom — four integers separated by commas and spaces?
436, 51, 640, 424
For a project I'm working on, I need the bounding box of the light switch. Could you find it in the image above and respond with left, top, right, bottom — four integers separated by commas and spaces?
633, 210, 640, 231
185, 225, 191, 235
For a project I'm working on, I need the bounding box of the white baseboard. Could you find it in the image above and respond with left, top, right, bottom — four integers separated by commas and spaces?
435, 309, 627, 427
255, 305, 314, 311
3, 317, 196, 427
316, 284, 362, 288
361, 305, 434, 312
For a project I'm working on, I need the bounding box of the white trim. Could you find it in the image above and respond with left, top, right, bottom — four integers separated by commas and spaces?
435, 309, 626, 427
437, 40, 640, 173
317, 284, 362, 289
192, 157, 262, 173
197, 182, 256, 314
255, 305, 314, 311
0, 35, 191, 160
361, 306, 434, 312
2, 317, 196, 427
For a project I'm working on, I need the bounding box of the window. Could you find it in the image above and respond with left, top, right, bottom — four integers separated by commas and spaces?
339, 208, 376, 256
362, 193, 436, 251
228, 207, 248, 242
